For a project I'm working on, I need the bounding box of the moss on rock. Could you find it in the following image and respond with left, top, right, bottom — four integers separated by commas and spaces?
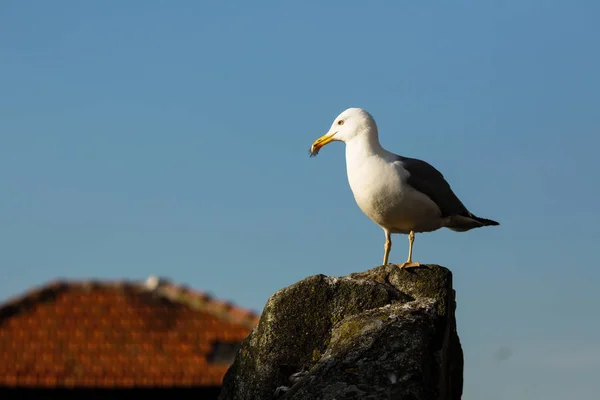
219, 264, 463, 400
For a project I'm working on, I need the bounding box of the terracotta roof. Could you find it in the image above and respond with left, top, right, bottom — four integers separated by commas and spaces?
0, 277, 260, 388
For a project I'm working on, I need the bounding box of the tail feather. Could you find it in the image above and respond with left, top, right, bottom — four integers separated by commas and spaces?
447, 213, 499, 232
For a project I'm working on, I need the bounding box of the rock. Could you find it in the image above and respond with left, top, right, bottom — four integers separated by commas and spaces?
219, 264, 463, 400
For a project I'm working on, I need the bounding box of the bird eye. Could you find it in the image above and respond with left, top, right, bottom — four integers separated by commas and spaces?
337, 120, 344, 126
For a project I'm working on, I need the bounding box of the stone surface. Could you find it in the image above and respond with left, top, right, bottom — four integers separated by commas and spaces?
219, 264, 463, 400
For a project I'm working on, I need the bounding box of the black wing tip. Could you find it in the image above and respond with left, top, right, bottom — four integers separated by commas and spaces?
471, 215, 500, 226
447, 214, 499, 232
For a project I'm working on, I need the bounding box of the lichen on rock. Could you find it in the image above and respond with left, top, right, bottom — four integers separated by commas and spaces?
219, 264, 463, 400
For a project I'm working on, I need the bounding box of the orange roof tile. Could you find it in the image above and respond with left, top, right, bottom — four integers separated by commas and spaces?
0, 277, 259, 388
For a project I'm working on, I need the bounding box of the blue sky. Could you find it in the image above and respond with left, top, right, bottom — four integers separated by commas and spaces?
1, 1, 599, 398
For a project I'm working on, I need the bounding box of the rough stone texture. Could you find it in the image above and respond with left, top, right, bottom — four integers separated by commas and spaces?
219, 264, 463, 400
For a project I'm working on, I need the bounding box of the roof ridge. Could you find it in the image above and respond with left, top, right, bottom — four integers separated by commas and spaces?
0, 277, 260, 328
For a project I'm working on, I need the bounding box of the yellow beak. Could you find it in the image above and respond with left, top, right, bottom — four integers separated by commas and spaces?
309, 132, 336, 157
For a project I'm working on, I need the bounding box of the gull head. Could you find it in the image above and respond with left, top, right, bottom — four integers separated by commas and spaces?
309, 107, 377, 157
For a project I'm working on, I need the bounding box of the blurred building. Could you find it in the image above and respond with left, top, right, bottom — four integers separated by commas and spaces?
0, 276, 259, 399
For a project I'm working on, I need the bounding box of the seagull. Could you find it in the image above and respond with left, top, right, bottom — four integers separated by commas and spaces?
309, 108, 499, 268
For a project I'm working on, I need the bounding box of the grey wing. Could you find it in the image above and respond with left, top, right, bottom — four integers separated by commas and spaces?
395, 155, 470, 218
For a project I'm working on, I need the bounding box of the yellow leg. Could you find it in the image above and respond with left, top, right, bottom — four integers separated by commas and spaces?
382, 231, 391, 265
398, 231, 421, 269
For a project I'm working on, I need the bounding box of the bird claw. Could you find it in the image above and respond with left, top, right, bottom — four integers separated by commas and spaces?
396, 261, 421, 269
